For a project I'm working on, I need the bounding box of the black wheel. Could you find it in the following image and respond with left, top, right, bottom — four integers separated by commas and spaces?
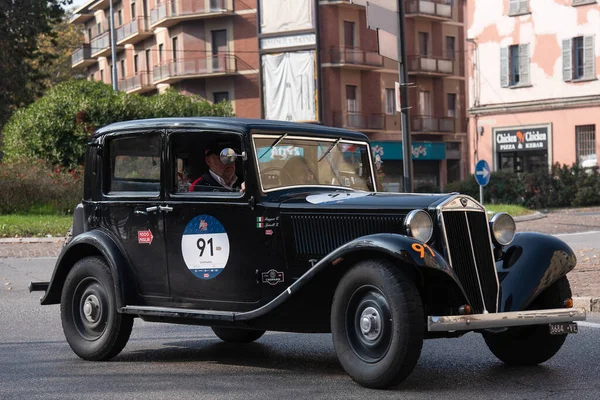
60, 256, 133, 360
331, 259, 424, 389
211, 327, 266, 343
483, 276, 572, 365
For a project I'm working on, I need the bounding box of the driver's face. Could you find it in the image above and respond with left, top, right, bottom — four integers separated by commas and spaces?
206, 153, 236, 182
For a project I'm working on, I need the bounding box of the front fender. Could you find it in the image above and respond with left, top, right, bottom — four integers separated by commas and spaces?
238, 233, 468, 320
497, 232, 576, 312
40, 229, 134, 308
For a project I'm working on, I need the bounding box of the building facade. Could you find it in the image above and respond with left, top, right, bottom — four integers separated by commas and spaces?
466, 0, 600, 174
70, 0, 468, 191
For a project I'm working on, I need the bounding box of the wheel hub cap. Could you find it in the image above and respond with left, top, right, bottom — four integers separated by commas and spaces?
83, 294, 100, 323
359, 307, 381, 341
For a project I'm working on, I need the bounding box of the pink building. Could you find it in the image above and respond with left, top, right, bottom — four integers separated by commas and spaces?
466, 0, 600, 173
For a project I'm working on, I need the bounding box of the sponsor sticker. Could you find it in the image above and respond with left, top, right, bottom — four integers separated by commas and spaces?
138, 230, 153, 244
261, 269, 284, 285
265, 229, 273, 236
181, 215, 230, 280
306, 192, 371, 205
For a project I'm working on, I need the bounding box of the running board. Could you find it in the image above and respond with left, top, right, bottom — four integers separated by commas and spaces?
120, 305, 236, 321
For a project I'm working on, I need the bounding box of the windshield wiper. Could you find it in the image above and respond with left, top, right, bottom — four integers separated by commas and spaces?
318, 137, 342, 162
259, 133, 288, 160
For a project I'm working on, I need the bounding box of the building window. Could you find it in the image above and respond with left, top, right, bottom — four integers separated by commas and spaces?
120, 60, 125, 78
100, 69, 104, 82
447, 93, 457, 118
134, 54, 139, 74
131, 2, 136, 18
117, 10, 123, 26
418, 32, 429, 55
576, 125, 596, 166
445, 36, 456, 59
509, 0, 529, 15
97, 22, 102, 35
213, 92, 229, 103
564, 36, 595, 81
158, 43, 164, 64
500, 44, 530, 87
87, 28, 92, 41
346, 85, 358, 112
385, 88, 396, 115
145, 49, 151, 71
172, 37, 178, 61
343, 21, 356, 47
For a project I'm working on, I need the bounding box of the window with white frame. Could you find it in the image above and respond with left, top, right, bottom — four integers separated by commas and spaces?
576, 125, 596, 167
509, 0, 529, 15
385, 88, 396, 115
563, 36, 595, 81
500, 43, 530, 87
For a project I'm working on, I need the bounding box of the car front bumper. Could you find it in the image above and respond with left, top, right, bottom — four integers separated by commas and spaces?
428, 307, 586, 332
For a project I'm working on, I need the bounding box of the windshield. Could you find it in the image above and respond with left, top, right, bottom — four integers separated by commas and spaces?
253, 134, 375, 192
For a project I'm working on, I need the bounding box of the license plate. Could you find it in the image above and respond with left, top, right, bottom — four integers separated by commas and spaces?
549, 322, 578, 335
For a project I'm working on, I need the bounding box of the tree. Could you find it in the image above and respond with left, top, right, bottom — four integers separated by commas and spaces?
0, 0, 71, 131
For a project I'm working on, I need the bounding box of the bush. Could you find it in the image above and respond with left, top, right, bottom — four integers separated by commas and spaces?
0, 158, 83, 215
2, 79, 234, 169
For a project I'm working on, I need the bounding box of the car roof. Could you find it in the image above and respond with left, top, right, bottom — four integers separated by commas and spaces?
93, 117, 369, 141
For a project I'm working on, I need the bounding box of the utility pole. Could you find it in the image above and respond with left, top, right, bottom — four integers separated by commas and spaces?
109, 0, 118, 91
397, 0, 413, 193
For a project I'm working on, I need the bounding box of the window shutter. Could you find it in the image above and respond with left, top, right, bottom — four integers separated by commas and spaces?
509, 0, 518, 15
500, 47, 509, 87
518, 0, 529, 14
519, 43, 530, 85
562, 39, 573, 81
584, 35, 595, 80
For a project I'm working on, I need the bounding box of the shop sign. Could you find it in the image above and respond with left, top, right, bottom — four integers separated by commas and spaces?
371, 141, 446, 161
495, 127, 548, 153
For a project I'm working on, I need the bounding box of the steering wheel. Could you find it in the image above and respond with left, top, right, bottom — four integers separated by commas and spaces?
260, 167, 293, 186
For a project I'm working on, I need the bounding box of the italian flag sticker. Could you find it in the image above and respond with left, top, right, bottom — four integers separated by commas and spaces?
256, 216, 264, 228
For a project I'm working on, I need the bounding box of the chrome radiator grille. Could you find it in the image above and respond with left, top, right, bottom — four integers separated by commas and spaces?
441, 204, 499, 314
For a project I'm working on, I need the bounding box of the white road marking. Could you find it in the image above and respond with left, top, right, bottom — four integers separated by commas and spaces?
553, 231, 600, 237
577, 321, 600, 329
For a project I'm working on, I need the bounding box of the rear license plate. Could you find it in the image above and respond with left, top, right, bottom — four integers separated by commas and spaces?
549, 322, 578, 335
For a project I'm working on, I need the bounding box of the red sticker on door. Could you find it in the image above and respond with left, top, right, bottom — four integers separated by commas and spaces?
138, 230, 154, 244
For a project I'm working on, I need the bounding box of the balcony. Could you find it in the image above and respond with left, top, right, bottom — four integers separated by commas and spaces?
329, 47, 383, 69
150, 0, 233, 29
116, 17, 153, 45
405, 0, 453, 21
333, 112, 386, 132
153, 54, 237, 84
119, 72, 156, 94
71, 44, 96, 69
411, 116, 456, 133
90, 31, 111, 58
407, 54, 454, 76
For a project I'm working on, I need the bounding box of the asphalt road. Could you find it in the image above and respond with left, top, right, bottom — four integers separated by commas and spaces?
2, 257, 600, 400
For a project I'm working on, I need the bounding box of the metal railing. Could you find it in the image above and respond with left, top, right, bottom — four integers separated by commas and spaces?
408, 54, 455, 75
405, 0, 453, 19
150, 0, 229, 25
90, 31, 111, 56
330, 46, 383, 67
411, 116, 456, 132
116, 17, 150, 43
120, 71, 153, 92
153, 54, 237, 82
72, 44, 92, 66
333, 112, 386, 131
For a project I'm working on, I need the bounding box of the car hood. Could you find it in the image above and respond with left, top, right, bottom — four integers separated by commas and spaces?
277, 190, 454, 212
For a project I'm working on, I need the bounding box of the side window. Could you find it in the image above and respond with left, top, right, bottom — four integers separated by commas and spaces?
106, 134, 161, 195
171, 132, 244, 195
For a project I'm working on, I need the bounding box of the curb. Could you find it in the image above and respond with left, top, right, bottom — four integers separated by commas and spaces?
0, 237, 64, 244
573, 296, 600, 313
513, 211, 547, 222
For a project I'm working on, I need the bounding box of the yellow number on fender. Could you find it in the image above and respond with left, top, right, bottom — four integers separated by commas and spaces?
411, 243, 435, 259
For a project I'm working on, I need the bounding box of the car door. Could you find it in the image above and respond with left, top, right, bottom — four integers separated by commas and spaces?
100, 131, 170, 302
163, 129, 263, 311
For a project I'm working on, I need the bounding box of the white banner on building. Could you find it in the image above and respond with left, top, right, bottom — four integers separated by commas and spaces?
260, 0, 314, 34
262, 51, 317, 122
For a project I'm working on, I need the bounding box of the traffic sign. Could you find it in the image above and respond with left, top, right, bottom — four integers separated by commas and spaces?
475, 160, 491, 187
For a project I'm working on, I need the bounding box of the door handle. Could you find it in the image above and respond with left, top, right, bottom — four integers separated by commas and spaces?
159, 205, 173, 213
146, 206, 159, 213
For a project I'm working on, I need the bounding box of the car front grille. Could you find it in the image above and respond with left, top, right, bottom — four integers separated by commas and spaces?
440, 206, 499, 314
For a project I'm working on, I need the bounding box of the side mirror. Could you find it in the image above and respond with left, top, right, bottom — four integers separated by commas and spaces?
220, 148, 247, 165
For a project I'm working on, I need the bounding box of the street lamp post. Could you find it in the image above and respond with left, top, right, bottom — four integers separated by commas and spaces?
109, 0, 118, 90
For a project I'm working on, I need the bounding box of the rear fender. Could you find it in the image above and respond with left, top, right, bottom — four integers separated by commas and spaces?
40, 230, 134, 307
496, 232, 577, 312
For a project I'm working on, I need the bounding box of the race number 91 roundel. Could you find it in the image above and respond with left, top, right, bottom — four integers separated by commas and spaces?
181, 215, 230, 280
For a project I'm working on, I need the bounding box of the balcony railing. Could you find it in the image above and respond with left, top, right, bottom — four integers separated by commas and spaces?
405, 0, 453, 20
408, 54, 454, 75
150, 0, 231, 28
329, 47, 383, 68
71, 44, 95, 68
116, 17, 152, 45
153, 54, 237, 83
411, 116, 456, 133
120, 71, 155, 93
90, 31, 111, 57
333, 112, 386, 131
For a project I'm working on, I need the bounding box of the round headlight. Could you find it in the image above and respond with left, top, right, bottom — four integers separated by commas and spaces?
405, 210, 433, 243
490, 212, 516, 246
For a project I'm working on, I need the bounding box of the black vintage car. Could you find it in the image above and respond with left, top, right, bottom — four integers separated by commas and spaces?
31, 117, 585, 389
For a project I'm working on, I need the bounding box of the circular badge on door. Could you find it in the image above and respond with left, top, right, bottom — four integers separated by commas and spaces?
181, 215, 230, 280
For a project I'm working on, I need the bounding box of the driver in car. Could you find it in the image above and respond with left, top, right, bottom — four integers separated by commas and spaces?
189, 140, 244, 192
